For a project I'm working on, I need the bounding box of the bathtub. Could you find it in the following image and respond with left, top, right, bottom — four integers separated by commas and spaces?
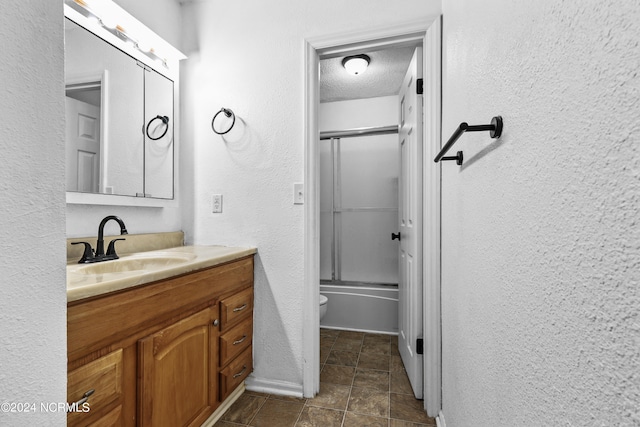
319, 283, 398, 335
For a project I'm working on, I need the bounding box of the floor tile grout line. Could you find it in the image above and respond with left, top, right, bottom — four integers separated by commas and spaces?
339, 332, 359, 427
310, 334, 349, 425
319, 330, 349, 427
244, 392, 268, 426
388, 347, 392, 423
292, 398, 306, 427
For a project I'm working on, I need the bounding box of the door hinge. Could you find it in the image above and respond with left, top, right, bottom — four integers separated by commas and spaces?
416, 338, 424, 355
416, 78, 424, 95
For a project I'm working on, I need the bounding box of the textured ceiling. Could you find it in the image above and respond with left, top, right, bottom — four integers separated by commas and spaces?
320, 46, 417, 103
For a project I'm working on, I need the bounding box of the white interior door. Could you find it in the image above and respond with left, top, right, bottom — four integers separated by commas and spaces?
423, 17, 443, 417
65, 96, 100, 193
397, 46, 423, 399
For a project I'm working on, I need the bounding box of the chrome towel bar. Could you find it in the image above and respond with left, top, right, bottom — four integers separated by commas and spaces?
434, 116, 503, 165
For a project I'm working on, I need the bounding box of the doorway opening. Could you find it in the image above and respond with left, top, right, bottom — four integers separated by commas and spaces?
304, 17, 443, 418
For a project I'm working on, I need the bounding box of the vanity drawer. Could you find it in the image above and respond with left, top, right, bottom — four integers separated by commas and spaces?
220, 287, 253, 330
87, 405, 123, 427
219, 346, 252, 401
67, 349, 123, 426
220, 316, 253, 367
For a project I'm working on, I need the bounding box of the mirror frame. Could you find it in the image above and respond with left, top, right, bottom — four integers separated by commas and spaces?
64, 4, 185, 208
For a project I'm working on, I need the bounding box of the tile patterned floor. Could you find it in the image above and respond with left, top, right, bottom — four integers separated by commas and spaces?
214, 329, 436, 427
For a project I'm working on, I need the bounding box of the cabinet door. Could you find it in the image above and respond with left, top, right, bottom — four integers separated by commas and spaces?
138, 307, 219, 427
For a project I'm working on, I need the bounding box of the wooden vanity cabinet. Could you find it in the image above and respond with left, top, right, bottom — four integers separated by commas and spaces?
67, 255, 254, 427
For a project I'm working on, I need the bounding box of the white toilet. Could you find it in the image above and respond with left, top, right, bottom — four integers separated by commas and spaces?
319, 294, 328, 320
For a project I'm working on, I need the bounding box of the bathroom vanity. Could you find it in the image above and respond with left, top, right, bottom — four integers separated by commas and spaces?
66, 244, 256, 426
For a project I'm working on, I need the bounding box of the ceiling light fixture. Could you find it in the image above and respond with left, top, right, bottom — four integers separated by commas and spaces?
342, 54, 370, 75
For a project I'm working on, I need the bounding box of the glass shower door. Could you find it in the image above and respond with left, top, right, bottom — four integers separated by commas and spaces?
320, 133, 399, 285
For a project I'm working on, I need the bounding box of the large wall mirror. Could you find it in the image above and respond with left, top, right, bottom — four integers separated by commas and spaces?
64, 18, 175, 200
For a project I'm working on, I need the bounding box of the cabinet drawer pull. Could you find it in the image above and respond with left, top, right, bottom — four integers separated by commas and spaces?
233, 335, 247, 345
70, 389, 95, 410
233, 304, 247, 313
233, 365, 247, 378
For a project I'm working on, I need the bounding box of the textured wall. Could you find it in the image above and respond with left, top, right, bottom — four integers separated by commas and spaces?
0, 2, 67, 426
441, 1, 640, 425
181, 0, 441, 391
319, 96, 399, 130
66, 204, 182, 237
114, 0, 182, 47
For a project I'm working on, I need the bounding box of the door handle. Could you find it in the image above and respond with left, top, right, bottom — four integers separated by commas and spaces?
391, 232, 401, 241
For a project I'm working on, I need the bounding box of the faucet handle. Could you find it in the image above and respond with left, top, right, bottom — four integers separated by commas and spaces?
106, 238, 126, 258
71, 241, 95, 264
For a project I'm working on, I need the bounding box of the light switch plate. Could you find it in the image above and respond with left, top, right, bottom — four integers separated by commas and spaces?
212, 194, 223, 213
293, 183, 304, 204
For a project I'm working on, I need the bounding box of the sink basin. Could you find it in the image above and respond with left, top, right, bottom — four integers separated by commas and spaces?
69, 252, 197, 275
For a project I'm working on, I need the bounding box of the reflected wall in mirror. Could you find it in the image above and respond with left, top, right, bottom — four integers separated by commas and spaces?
144, 69, 174, 199
64, 18, 174, 199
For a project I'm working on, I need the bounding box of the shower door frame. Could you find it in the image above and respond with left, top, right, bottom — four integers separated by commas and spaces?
320, 126, 400, 288
303, 16, 443, 418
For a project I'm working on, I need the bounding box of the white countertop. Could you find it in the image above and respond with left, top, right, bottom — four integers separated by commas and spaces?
67, 245, 256, 302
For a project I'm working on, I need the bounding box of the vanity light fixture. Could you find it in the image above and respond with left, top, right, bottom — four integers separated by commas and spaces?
68, 0, 172, 68
342, 54, 370, 75
72, 0, 115, 28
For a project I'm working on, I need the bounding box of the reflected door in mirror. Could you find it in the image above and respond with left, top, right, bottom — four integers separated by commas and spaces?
65, 96, 100, 193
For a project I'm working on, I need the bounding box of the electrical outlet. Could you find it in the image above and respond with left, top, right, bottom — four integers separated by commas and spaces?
212, 194, 223, 213
293, 183, 304, 204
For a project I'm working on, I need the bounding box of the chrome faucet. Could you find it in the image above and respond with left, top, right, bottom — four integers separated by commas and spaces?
72, 215, 128, 264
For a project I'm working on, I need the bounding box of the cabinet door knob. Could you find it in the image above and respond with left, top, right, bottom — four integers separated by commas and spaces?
212, 319, 219, 326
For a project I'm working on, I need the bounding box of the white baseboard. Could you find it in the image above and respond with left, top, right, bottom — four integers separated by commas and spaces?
245, 375, 304, 398
436, 410, 447, 427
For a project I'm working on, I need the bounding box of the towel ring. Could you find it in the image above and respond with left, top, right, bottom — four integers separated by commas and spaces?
211, 108, 236, 135
146, 115, 169, 140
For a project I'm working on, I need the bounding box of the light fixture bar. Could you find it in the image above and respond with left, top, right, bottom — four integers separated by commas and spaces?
65, 0, 185, 70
